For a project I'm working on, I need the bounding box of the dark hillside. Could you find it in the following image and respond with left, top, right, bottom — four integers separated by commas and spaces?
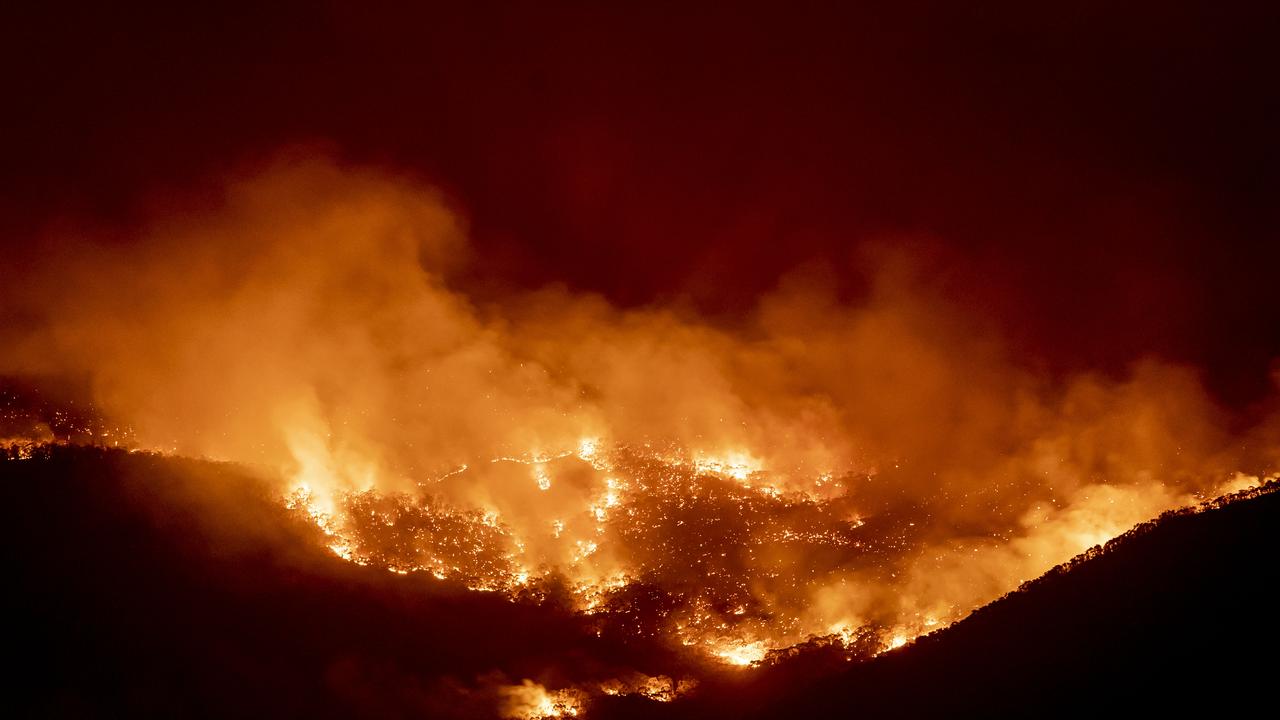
4, 446, 683, 718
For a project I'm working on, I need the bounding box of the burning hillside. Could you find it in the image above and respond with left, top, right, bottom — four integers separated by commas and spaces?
7, 443, 1278, 718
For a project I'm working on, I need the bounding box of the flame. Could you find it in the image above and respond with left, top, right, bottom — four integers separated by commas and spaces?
500, 680, 583, 719
710, 639, 769, 666
597, 673, 694, 702
533, 465, 552, 491
576, 437, 601, 462
693, 450, 762, 483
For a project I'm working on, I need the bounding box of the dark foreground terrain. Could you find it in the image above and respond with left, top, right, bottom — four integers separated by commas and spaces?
5, 446, 689, 718
7, 446, 1278, 718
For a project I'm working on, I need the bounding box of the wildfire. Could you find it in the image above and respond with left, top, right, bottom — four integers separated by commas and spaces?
7, 160, 1280, 711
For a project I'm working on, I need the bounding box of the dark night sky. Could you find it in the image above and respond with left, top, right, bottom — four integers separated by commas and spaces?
4, 2, 1278, 404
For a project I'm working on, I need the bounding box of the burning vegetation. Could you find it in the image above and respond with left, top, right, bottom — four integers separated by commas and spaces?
4, 159, 1280, 717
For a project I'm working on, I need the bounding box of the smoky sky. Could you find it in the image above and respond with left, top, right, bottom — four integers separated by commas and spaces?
4, 1, 1278, 403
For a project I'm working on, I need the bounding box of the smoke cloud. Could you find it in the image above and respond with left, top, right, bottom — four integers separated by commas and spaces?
3, 155, 1275, 659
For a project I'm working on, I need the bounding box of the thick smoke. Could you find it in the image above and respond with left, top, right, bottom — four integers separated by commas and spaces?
3, 156, 1275, 657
